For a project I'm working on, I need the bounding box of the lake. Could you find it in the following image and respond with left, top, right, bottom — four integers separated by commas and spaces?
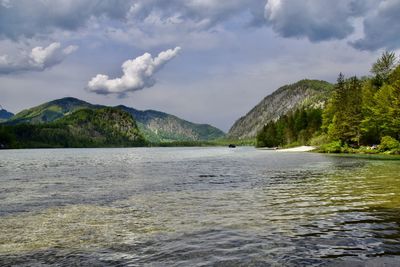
0, 147, 400, 266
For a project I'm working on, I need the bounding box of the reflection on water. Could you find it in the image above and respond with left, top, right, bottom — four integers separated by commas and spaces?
0, 147, 400, 266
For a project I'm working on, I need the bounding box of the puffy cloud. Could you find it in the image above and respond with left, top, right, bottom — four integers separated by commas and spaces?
351, 0, 400, 51
87, 47, 181, 96
0, 42, 78, 74
264, 0, 372, 42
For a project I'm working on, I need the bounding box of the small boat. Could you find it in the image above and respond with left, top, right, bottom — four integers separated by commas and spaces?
228, 144, 236, 148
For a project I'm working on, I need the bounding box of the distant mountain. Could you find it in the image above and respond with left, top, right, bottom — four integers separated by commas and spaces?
117, 106, 225, 142
0, 107, 145, 148
0, 108, 14, 122
228, 79, 334, 139
7, 97, 98, 124
6, 97, 225, 142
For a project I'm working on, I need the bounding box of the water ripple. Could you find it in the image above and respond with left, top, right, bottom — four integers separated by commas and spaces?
1, 147, 400, 266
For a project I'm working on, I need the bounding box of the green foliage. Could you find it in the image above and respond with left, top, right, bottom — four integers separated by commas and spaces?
8, 97, 95, 124
379, 136, 400, 152
7, 98, 225, 143
319, 52, 400, 154
257, 51, 400, 154
317, 141, 343, 153
0, 108, 146, 149
323, 74, 363, 145
309, 133, 331, 146
103, 105, 226, 142
256, 107, 322, 147
371, 51, 398, 85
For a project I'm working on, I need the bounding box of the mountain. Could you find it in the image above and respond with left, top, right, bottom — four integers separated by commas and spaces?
0, 108, 14, 122
6, 97, 225, 142
228, 79, 334, 139
0, 108, 146, 148
7, 97, 98, 124
117, 106, 225, 142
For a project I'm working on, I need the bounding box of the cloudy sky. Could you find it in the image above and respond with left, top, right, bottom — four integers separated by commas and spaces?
1, 0, 399, 131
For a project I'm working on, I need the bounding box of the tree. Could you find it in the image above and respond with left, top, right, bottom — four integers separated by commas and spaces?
324, 75, 363, 144
371, 51, 398, 85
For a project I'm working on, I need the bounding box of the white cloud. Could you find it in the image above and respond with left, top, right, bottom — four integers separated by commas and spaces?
0, 42, 78, 74
87, 47, 181, 96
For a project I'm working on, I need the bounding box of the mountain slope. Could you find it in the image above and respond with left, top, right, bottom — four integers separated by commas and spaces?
6, 97, 225, 142
0, 108, 14, 122
0, 108, 146, 148
7, 97, 98, 124
117, 105, 225, 142
228, 79, 334, 139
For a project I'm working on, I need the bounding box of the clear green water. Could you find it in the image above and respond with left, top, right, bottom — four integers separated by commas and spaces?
0, 147, 400, 266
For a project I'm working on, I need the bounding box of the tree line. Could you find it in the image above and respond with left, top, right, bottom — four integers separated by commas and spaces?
257, 52, 400, 153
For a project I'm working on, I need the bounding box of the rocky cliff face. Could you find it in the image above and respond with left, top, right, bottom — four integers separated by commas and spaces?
228, 79, 333, 139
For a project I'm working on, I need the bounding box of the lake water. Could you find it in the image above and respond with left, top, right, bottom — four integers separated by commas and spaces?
1, 147, 400, 266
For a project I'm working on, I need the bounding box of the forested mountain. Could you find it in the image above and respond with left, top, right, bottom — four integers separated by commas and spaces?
4, 97, 225, 142
7, 97, 97, 124
228, 80, 333, 139
117, 105, 225, 142
0, 108, 146, 148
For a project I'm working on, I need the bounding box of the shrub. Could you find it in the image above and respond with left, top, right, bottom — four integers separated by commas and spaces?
318, 140, 342, 153
310, 133, 331, 146
379, 136, 400, 152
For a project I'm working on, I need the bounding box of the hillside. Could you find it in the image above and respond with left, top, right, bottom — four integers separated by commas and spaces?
7, 97, 98, 124
0, 108, 14, 122
0, 108, 146, 148
228, 79, 333, 139
117, 106, 225, 142
5, 97, 225, 142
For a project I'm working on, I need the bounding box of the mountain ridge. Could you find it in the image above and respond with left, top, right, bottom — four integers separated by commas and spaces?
0, 107, 146, 148
228, 79, 334, 139
5, 97, 225, 142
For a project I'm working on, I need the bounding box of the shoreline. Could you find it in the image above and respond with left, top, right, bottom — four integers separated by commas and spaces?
258, 146, 316, 152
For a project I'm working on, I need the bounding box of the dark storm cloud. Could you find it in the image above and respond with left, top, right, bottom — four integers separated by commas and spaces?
264, 0, 373, 42
0, 0, 398, 52
351, 0, 400, 51
0, 0, 131, 40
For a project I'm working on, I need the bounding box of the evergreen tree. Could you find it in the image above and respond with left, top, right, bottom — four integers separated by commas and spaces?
324, 75, 363, 144
371, 51, 397, 85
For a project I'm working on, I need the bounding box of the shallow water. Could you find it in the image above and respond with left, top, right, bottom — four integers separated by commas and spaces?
0, 147, 400, 266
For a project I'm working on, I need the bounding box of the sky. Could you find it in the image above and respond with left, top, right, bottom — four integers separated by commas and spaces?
1, 0, 400, 132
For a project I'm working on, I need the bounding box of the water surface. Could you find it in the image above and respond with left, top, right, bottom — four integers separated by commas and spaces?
1, 147, 400, 266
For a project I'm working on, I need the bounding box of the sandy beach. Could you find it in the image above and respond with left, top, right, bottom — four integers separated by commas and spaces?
258, 146, 316, 152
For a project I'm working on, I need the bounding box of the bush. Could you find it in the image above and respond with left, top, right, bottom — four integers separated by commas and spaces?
318, 140, 342, 153
310, 134, 331, 146
379, 136, 400, 152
